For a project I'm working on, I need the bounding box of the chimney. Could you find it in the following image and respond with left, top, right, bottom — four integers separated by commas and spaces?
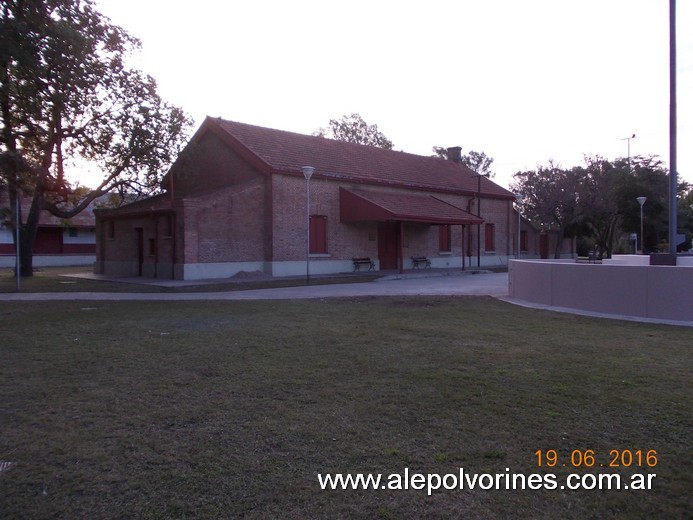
446, 146, 462, 164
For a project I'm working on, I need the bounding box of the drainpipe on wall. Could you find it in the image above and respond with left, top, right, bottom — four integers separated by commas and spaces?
399, 221, 404, 274
154, 217, 158, 279
461, 225, 466, 271
466, 197, 475, 265
169, 172, 176, 280
506, 199, 511, 261
477, 174, 481, 268
171, 212, 177, 280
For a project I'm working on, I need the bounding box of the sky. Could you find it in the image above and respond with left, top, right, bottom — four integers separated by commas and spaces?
95, 0, 692, 190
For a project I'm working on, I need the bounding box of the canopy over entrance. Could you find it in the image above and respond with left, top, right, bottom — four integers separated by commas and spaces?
339, 188, 483, 225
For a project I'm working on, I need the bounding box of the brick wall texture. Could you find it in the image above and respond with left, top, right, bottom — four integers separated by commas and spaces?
96, 127, 567, 279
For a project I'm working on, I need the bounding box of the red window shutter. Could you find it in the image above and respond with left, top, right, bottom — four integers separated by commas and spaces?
485, 223, 495, 251
439, 225, 451, 252
310, 215, 327, 254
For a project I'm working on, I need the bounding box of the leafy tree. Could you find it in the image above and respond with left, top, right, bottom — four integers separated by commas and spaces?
432, 146, 494, 178
1, 0, 192, 276
511, 162, 580, 258
512, 155, 685, 257
314, 113, 394, 149
575, 157, 629, 258
617, 156, 671, 253
679, 184, 693, 251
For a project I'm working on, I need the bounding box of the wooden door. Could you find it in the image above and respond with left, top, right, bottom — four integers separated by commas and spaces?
540, 233, 549, 259
378, 222, 398, 270
136, 228, 144, 276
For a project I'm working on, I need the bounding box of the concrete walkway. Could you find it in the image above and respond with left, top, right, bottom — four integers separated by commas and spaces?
0, 271, 509, 301
2, 270, 690, 327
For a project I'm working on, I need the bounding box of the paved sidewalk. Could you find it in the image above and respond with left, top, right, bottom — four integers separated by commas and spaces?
3, 272, 690, 327
0, 271, 509, 301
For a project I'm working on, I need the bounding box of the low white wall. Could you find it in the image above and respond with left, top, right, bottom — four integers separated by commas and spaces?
603, 255, 650, 266
509, 259, 693, 322
0, 255, 95, 268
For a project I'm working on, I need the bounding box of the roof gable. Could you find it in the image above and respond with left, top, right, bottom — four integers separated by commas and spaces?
206, 117, 514, 200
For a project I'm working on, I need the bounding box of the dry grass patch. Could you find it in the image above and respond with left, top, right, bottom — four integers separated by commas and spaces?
0, 297, 690, 518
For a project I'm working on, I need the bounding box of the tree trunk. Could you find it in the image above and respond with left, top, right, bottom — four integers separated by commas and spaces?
18, 192, 43, 277
553, 226, 565, 259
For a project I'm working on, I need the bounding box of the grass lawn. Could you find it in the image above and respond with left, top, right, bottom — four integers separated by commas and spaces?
0, 297, 690, 518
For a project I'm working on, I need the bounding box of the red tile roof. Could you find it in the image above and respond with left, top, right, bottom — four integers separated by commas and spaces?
340, 188, 483, 225
1, 194, 99, 228
205, 117, 514, 200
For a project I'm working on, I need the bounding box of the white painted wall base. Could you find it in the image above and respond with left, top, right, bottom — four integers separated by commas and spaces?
178, 261, 267, 280
0, 255, 95, 268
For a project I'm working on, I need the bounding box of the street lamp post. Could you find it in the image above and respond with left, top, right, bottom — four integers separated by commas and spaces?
515, 194, 523, 259
302, 166, 315, 284
637, 196, 647, 254
622, 134, 636, 171
477, 174, 481, 268
15, 195, 20, 290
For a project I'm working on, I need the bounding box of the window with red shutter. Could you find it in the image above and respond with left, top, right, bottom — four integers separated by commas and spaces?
485, 223, 495, 252
439, 225, 451, 252
309, 215, 327, 254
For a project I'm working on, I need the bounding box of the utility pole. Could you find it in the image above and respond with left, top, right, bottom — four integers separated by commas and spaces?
668, 0, 678, 254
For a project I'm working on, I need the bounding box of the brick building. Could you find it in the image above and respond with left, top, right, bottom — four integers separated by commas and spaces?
95, 117, 546, 280
0, 194, 97, 268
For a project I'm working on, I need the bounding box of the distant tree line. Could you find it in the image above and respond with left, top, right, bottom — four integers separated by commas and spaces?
511, 156, 692, 258
315, 114, 496, 178
431, 147, 495, 178
313, 115, 693, 257
314, 113, 394, 150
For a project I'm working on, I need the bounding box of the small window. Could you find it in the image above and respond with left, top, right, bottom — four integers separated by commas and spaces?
107, 221, 115, 239
485, 223, 495, 252
520, 230, 528, 252
309, 215, 327, 254
439, 225, 451, 252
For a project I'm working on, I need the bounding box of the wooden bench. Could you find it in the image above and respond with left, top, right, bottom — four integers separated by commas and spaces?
411, 256, 431, 269
576, 252, 602, 264
352, 257, 375, 272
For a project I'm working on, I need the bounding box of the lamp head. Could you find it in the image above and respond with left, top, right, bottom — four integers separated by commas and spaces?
301, 166, 315, 180
636, 196, 647, 207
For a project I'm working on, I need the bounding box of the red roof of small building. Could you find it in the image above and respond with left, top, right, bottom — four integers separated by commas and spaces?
189, 117, 514, 200
1, 194, 99, 228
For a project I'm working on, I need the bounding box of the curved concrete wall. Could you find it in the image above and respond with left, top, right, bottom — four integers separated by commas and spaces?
508, 259, 693, 322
